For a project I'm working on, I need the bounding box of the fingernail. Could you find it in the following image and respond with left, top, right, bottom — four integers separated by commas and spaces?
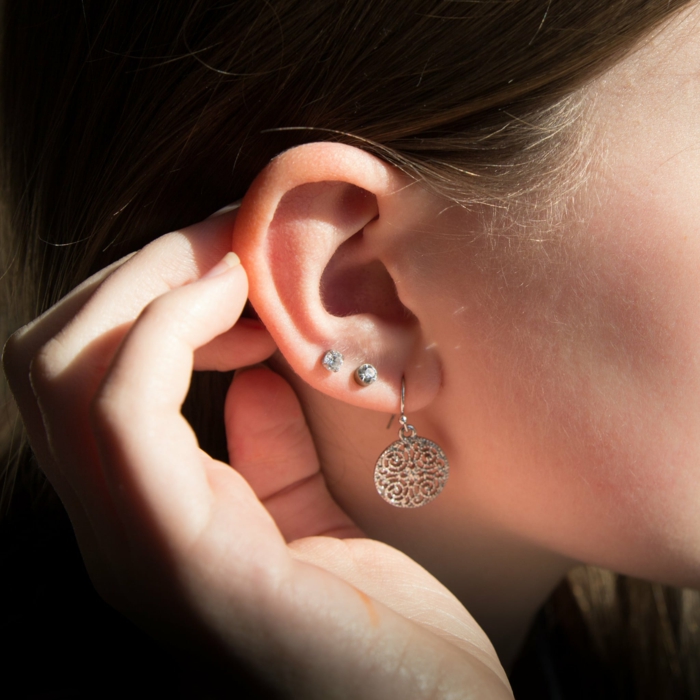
201, 252, 241, 280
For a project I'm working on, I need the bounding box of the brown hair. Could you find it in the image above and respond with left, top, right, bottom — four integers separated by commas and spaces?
1, 1, 697, 697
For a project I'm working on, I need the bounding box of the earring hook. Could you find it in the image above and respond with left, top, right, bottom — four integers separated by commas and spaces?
398, 376, 415, 439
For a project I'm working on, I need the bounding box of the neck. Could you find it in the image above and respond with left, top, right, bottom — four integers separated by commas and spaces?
344, 491, 572, 670
417, 526, 574, 671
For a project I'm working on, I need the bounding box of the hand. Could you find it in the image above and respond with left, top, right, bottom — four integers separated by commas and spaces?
3, 212, 513, 699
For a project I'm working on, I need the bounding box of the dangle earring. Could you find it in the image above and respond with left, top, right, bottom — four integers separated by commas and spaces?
374, 377, 449, 508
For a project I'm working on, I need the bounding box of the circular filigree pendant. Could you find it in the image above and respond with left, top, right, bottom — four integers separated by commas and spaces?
374, 434, 449, 508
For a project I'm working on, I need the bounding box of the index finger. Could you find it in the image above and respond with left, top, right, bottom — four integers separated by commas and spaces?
91, 254, 284, 553
37, 210, 239, 381
12, 210, 241, 552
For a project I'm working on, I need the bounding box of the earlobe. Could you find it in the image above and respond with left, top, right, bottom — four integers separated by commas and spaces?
233, 142, 442, 413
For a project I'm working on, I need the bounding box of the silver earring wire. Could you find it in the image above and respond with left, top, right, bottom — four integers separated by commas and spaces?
373, 377, 449, 508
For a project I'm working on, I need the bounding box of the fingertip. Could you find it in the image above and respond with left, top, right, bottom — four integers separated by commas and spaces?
200, 251, 241, 280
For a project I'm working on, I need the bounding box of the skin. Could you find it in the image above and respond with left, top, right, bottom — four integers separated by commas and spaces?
4, 4, 700, 697
2, 215, 512, 698
238, 2, 700, 667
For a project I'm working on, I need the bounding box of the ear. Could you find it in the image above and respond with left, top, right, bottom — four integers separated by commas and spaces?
234, 142, 442, 413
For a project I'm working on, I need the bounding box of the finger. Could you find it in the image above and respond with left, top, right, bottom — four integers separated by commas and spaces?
3, 212, 243, 604
3, 252, 137, 475
193, 318, 276, 371
2, 254, 139, 571
25, 212, 238, 529
35, 211, 238, 383
90, 254, 252, 543
5, 210, 236, 479
225, 367, 363, 542
7, 251, 138, 358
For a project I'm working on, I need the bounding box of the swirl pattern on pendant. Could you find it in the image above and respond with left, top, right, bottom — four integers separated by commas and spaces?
374, 434, 449, 508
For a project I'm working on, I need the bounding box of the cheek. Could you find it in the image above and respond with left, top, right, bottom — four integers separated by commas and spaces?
555, 177, 700, 576
515, 182, 700, 583
415, 180, 700, 586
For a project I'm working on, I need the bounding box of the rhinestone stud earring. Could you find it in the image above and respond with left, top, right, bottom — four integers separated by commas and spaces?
354, 363, 378, 386
322, 350, 344, 372
374, 377, 449, 508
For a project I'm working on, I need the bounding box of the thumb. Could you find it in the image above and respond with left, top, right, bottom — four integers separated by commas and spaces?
225, 366, 362, 541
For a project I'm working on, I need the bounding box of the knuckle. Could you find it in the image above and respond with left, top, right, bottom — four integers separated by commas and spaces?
89, 394, 123, 449
1, 328, 27, 382
88, 389, 108, 428
89, 380, 124, 434
143, 291, 171, 317
89, 368, 140, 438
142, 231, 195, 281
134, 294, 173, 335
139, 289, 172, 320
144, 288, 196, 331
27, 338, 62, 394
